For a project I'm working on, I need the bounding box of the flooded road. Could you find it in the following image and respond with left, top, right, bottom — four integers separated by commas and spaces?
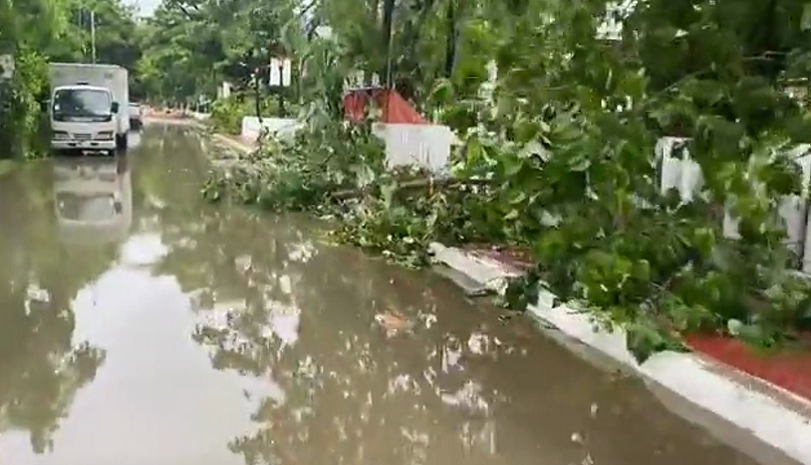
0, 125, 795, 465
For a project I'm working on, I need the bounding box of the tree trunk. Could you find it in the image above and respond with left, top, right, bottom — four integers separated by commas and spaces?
381, 0, 395, 88
444, 0, 457, 78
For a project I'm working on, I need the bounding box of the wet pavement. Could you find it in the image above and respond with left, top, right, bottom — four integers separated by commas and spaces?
0, 125, 798, 465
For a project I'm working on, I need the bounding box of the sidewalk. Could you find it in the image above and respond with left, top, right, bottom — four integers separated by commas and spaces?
430, 242, 811, 465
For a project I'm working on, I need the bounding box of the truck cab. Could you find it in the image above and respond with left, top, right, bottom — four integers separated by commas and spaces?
50, 84, 119, 154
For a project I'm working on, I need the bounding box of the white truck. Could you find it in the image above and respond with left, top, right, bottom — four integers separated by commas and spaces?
48, 63, 130, 155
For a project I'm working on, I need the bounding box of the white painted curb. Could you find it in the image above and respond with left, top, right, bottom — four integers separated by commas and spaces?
211, 133, 254, 154
430, 242, 811, 465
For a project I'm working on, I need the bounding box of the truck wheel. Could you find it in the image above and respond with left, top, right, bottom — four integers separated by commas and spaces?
116, 133, 128, 152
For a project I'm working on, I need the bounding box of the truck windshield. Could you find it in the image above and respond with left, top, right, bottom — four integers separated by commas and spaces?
52, 88, 112, 119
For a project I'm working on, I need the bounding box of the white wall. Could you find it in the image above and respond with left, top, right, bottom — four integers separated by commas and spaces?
371, 123, 460, 173
241, 117, 300, 142
241, 117, 460, 174
657, 137, 811, 271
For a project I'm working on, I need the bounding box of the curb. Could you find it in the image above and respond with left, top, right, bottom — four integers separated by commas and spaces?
429, 242, 811, 465
211, 133, 256, 154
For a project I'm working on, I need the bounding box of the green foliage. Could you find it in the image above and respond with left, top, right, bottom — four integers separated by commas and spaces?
0, 49, 49, 159
136, 0, 484, 108
209, 98, 246, 135
0, 0, 62, 160
479, 0, 811, 362
136, 0, 297, 105
201, 0, 811, 363
209, 95, 281, 135
204, 116, 386, 208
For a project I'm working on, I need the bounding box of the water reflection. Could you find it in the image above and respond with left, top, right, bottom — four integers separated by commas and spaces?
52, 156, 132, 245
126, 132, 142, 152
0, 159, 110, 455
157, 203, 766, 465
163, 213, 502, 464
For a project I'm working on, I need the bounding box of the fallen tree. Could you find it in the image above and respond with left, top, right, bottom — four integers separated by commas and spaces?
203, 0, 811, 362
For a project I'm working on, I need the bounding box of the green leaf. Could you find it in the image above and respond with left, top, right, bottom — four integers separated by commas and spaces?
513, 117, 540, 143
509, 191, 527, 205
633, 259, 651, 281
466, 138, 486, 164
569, 154, 590, 171
625, 323, 668, 364
431, 79, 454, 105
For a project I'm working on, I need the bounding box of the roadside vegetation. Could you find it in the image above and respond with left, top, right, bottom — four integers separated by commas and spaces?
209, 95, 285, 134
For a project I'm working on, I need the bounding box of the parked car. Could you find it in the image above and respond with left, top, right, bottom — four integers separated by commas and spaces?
129, 102, 143, 130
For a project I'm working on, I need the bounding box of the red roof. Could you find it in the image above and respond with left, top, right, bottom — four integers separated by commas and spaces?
343, 88, 427, 124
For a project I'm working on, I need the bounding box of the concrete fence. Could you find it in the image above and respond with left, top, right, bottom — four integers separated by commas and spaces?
241, 117, 461, 173
657, 137, 811, 272
241, 117, 300, 142
370, 123, 460, 173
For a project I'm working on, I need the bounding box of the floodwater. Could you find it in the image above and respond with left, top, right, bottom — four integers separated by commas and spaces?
0, 125, 797, 465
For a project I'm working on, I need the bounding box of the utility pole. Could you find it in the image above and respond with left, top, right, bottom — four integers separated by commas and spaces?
90, 10, 97, 64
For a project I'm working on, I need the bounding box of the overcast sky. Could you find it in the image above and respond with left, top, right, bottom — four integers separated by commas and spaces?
132, 0, 159, 16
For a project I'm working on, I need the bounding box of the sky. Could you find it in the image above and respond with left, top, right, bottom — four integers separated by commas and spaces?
132, 0, 159, 16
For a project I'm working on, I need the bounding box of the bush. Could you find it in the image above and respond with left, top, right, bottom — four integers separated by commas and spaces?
209, 94, 281, 135
0, 49, 49, 160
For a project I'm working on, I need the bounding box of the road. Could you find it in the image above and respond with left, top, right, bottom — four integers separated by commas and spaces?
0, 124, 798, 465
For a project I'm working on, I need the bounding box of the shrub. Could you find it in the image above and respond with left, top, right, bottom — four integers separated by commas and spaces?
209, 94, 281, 135
0, 49, 49, 159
